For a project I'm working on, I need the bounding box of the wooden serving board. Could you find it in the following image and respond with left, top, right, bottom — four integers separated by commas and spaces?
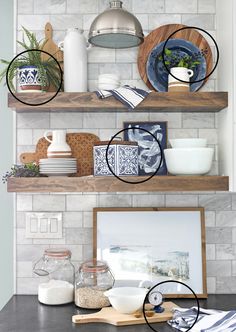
41, 22, 64, 92
20, 133, 100, 177
138, 24, 213, 90
72, 302, 178, 326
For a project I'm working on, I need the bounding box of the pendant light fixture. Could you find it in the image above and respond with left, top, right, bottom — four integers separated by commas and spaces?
88, 1, 144, 49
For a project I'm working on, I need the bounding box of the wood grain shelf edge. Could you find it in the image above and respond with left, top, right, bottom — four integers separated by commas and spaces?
8, 91, 228, 112
7, 175, 229, 193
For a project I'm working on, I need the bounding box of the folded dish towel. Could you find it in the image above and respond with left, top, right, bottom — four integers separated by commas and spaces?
96, 85, 151, 110
168, 307, 236, 332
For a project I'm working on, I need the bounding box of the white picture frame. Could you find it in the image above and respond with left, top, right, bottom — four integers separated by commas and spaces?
93, 207, 207, 298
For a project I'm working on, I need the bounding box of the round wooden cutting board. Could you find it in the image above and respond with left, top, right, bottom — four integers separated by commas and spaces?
138, 24, 213, 90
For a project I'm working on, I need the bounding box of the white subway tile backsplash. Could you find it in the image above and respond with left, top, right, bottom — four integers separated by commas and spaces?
132, 194, 165, 207
63, 212, 83, 228
83, 113, 116, 128
17, 262, 33, 278
83, 212, 93, 228
98, 194, 132, 207
33, 195, 66, 211
133, 0, 164, 13
216, 244, 236, 260
216, 277, 236, 293
50, 14, 83, 30
165, 0, 197, 13
207, 277, 216, 293
66, 195, 97, 211
199, 194, 231, 211
148, 14, 181, 30
116, 48, 138, 63
207, 260, 231, 277
182, 14, 215, 30
206, 244, 216, 260
67, 0, 98, 13
34, 0, 66, 14
88, 48, 116, 63
149, 113, 182, 129
17, 112, 50, 129
17, 129, 33, 145
18, 0, 34, 14
50, 112, 83, 129
99, 63, 132, 80
183, 113, 215, 129
17, 195, 33, 212
65, 228, 92, 244
18, 15, 50, 30
165, 194, 198, 207
17, 277, 40, 294
198, 0, 216, 14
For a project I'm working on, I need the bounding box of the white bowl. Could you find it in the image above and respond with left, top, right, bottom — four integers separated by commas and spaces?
98, 83, 120, 90
169, 138, 207, 148
164, 148, 214, 175
104, 287, 147, 314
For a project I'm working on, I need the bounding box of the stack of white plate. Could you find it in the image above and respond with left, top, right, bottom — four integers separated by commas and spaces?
39, 158, 77, 176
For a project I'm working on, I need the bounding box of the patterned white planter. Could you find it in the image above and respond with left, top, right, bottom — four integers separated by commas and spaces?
93, 141, 139, 176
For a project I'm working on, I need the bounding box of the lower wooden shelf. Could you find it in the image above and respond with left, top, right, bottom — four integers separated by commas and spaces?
7, 175, 229, 193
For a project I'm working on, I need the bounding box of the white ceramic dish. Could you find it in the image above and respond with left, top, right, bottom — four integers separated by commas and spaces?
164, 147, 214, 175
169, 138, 207, 148
104, 287, 147, 314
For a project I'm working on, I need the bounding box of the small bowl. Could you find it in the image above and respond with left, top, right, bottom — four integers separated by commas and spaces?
98, 83, 120, 90
164, 148, 214, 175
104, 287, 147, 314
169, 138, 207, 148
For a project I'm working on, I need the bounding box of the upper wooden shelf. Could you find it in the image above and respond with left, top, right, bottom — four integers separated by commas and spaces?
7, 175, 229, 193
8, 91, 228, 112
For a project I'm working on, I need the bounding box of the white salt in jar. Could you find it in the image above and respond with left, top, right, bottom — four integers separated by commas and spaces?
34, 248, 75, 305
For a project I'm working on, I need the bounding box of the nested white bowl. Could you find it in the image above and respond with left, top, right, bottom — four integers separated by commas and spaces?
169, 138, 207, 148
104, 287, 147, 314
164, 148, 214, 175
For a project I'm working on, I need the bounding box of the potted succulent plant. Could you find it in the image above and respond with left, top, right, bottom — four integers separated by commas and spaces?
0, 27, 62, 92
160, 48, 208, 91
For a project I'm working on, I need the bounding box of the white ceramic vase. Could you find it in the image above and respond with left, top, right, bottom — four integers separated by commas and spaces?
168, 67, 194, 92
44, 130, 72, 158
58, 28, 87, 92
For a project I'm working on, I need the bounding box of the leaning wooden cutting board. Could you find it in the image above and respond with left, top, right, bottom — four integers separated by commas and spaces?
20, 133, 100, 177
41, 22, 64, 92
72, 301, 178, 326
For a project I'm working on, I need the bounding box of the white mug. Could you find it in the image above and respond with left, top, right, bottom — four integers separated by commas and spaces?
168, 67, 194, 92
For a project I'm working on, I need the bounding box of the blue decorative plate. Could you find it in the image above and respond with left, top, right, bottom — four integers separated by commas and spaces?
146, 39, 206, 92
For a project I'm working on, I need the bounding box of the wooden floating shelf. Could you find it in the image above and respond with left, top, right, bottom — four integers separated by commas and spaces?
7, 176, 229, 193
8, 91, 228, 112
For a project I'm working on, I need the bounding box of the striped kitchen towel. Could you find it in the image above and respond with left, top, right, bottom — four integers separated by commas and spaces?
96, 85, 151, 110
168, 306, 236, 332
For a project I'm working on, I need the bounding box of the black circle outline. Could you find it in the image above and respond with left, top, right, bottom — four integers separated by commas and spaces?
6, 49, 63, 106
105, 127, 163, 184
160, 26, 219, 84
142, 280, 200, 332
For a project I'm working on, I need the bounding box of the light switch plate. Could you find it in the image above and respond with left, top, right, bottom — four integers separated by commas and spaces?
25, 213, 63, 239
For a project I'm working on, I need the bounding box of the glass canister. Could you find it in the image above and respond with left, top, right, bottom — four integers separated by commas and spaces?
75, 260, 114, 309
33, 248, 75, 305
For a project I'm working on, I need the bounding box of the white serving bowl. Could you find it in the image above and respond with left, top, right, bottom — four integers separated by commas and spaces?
169, 138, 207, 148
164, 148, 214, 175
104, 287, 147, 314
98, 83, 120, 90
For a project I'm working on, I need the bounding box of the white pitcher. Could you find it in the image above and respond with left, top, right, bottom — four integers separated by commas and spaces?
58, 28, 87, 92
168, 67, 194, 92
44, 130, 72, 158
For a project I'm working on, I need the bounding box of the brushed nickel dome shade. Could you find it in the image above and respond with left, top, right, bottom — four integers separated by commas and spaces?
88, 1, 144, 49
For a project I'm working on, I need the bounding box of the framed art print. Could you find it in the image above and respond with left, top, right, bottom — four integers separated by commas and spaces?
123, 121, 167, 175
93, 207, 207, 298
